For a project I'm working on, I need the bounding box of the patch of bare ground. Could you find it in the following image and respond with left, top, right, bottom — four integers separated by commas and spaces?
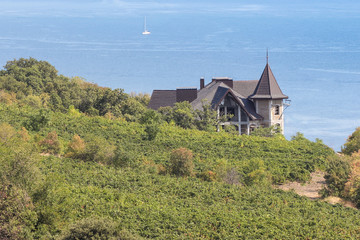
275, 171, 356, 209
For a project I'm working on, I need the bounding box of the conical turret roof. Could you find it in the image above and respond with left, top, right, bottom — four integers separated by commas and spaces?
250, 64, 288, 99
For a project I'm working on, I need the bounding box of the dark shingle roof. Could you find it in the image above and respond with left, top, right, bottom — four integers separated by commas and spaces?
191, 81, 230, 110
232, 80, 258, 98
250, 64, 288, 99
148, 90, 176, 110
191, 81, 263, 120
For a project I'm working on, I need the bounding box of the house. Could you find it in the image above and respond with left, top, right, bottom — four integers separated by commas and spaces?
148, 63, 289, 134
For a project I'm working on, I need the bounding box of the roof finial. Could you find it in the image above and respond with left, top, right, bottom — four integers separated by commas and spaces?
266, 48, 269, 65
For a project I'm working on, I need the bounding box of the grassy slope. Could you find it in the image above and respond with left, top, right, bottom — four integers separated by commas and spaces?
0, 103, 332, 183
39, 156, 360, 239
2, 103, 360, 239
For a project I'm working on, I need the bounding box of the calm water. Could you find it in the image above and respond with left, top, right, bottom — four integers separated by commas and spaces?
1, 0, 360, 150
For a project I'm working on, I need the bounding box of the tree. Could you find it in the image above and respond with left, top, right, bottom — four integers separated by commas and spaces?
342, 127, 360, 155
194, 100, 217, 132
121, 97, 147, 122
139, 109, 161, 125
3, 57, 58, 95
171, 101, 195, 129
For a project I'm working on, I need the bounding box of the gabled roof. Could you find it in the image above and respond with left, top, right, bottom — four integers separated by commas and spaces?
191, 81, 229, 110
191, 81, 263, 120
148, 90, 176, 110
250, 64, 288, 99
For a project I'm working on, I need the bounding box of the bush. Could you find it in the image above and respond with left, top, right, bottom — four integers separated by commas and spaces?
223, 124, 238, 135
242, 158, 271, 186
250, 125, 281, 137
343, 151, 360, 205
0, 184, 37, 240
82, 137, 115, 163
24, 109, 50, 131
0, 122, 16, 143
144, 124, 159, 141
66, 134, 86, 159
59, 216, 140, 240
113, 146, 137, 168
39, 131, 61, 155
223, 168, 242, 185
324, 154, 351, 196
169, 148, 194, 177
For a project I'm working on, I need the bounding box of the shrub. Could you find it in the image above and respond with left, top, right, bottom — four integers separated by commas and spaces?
169, 148, 194, 177
144, 124, 159, 141
139, 109, 161, 125
197, 170, 217, 182
242, 158, 271, 186
113, 146, 137, 167
250, 125, 281, 137
223, 124, 238, 135
18, 127, 30, 141
59, 216, 140, 240
0, 184, 37, 240
324, 154, 351, 196
39, 131, 61, 155
343, 151, 360, 205
0, 90, 17, 105
66, 134, 86, 159
223, 168, 242, 185
24, 109, 50, 131
81, 137, 116, 164
0, 122, 16, 143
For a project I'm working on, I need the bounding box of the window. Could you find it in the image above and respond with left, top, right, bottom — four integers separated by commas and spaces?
241, 124, 247, 135
219, 106, 225, 117
275, 105, 280, 115
227, 107, 235, 121
241, 109, 247, 122
250, 124, 257, 133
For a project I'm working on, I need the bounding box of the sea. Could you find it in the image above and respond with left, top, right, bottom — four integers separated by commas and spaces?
1, 0, 360, 151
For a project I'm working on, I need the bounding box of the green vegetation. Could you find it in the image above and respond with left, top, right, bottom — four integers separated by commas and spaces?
1, 57, 360, 239
324, 127, 360, 207
342, 127, 360, 155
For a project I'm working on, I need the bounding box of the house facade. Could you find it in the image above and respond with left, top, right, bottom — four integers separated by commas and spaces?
148, 63, 289, 134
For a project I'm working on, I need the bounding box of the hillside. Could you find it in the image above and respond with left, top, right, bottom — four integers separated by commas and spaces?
1, 58, 360, 239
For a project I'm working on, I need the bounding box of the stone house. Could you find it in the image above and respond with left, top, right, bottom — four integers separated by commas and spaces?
148, 63, 289, 134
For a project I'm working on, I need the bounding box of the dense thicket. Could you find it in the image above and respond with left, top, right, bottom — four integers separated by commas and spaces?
0, 58, 149, 120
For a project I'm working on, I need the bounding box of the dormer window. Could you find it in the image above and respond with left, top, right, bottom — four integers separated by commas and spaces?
275, 105, 280, 115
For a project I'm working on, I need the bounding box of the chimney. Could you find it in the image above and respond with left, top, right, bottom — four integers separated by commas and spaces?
200, 77, 205, 89
176, 88, 197, 103
211, 77, 233, 88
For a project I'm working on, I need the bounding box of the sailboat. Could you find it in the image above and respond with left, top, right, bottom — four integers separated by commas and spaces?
142, 16, 151, 35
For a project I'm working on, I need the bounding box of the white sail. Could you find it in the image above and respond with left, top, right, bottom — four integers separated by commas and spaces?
142, 16, 151, 35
